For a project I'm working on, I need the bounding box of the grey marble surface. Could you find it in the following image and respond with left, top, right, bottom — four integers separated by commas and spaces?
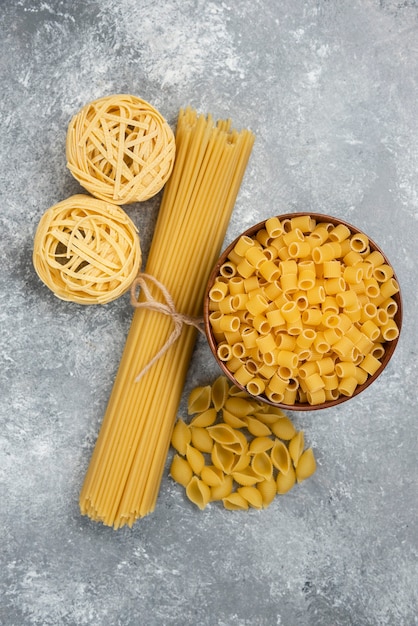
1, 1, 417, 625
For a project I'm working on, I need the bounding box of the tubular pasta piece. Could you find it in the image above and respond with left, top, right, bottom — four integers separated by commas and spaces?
237, 486, 264, 509
276, 465, 296, 494
171, 419, 191, 456
170, 454, 193, 487
186, 477, 211, 510
188, 385, 212, 414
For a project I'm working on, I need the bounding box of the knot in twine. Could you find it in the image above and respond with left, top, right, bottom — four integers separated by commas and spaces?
130, 273, 206, 382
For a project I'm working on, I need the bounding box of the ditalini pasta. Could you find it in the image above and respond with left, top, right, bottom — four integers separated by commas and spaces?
66, 94, 176, 204
169, 376, 316, 510
32, 194, 141, 305
79, 108, 254, 528
206, 215, 401, 406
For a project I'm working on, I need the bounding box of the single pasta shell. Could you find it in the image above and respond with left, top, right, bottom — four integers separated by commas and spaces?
211, 376, 230, 411
186, 476, 211, 510
228, 384, 251, 398
207, 423, 240, 446
190, 426, 214, 453
224, 397, 255, 417
211, 442, 236, 474
171, 419, 191, 456
222, 492, 249, 510
288, 431, 305, 467
245, 416, 272, 437
231, 452, 252, 473
190, 408, 217, 428
232, 467, 262, 486
185, 444, 205, 475
270, 417, 297, 440
257, 477, 277, 507
188, 385, 212, 414
253, 411, 285, 426
221, 428, 248, 456
295, 448, 317, 482
169, 454, 193, 487
222, 408, 248, 429
251, 451, 273, 480
210, 475, 234, 501
270, 439, 291, 474
201, 465, 224, 487
276, 465, 296, 494
249, 436, 275, 454
237, 486, 263, 509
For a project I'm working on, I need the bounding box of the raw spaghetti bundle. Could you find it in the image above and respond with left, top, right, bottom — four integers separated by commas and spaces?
66, 94, 176, 204
79, 107, 255, 527
32, 194, 141, 305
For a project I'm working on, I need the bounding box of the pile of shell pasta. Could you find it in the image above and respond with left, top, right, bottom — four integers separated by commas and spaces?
170, 376, 316, 510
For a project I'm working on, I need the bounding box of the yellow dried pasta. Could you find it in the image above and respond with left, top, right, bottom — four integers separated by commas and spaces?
169, 376, 316, 511
207, 216, 401, 406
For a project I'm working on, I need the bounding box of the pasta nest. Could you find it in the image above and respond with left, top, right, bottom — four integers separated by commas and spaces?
33, 194, 142, 305
66, 94, 176, 204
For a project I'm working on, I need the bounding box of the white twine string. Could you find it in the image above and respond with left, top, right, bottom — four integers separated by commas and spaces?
130, 273, 206, 382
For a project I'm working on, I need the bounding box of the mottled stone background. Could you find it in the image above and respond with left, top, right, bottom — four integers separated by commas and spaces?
1, 1, 417, 625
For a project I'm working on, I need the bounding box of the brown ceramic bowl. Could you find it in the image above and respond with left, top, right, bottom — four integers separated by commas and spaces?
203, 213, 403, 411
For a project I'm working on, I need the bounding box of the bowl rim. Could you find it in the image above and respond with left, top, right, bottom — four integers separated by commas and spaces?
203, 212, 403, 411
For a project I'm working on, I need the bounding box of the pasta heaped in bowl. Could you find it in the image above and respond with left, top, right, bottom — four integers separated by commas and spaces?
203, 213, 402, 410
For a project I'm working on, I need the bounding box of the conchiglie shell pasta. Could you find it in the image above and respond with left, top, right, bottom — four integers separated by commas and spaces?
201, 465, 225, 487
185, 444, 205, 475
190, 408, 217, 428
223, 492, 249, 510
251, 451, 273, 480
207, 423, 240, 446
244, 416, 272, 437
170, 454, 193, 487
211, 443, 236, 474
257, 477, 277, 507
222, 408, 248, 429
249, 436, 275, 454
295, 448, 317, 482
270, 417, 297, 440
211, 376, 230, 411
288, 431, 305, 466
232, 467, 263, 486
210, 475, 234, 501
276, 465, 296, 494
171, 419, 191, 456
237, 486, 263, 509
190, 426, 214, 453
186, 477, 211, 510
270, 439, 291, 474
188, 385, 212, 414
231, 452, 252, 473
224, 397, 255, 417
